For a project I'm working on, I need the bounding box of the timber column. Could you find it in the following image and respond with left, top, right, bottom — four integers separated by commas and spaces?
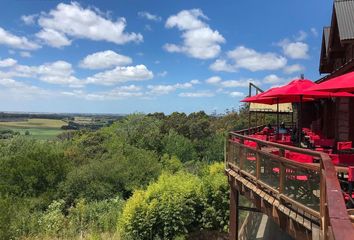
229, 177, 239, 240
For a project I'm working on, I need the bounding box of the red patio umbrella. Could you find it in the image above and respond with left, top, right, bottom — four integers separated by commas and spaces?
262, 79, 354, 145
307, 71, 354, 92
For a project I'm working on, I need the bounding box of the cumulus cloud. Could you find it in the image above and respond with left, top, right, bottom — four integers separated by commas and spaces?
283, 64, 305, 74
79, 50, 132, 69
164, 9, 225, 59
0, 60, 84, 87
36, 2, 142, 47
210, 46, 287, 72
0, 78, 50, 98
278, 39, 309, 59
220, 79, 260, 88
36, 28, 71, 48
138, 11, 161, 21
0, 58, 17, 67
62, 85, 143, 101
0, 27, 40, 50
0, 59, 154, 87
205, 76, 221, 84
147, 80, 198, 95
178, 91, 214, 98
86, 64, 153, 85
263, 74, 283, 84
21, 14, 38, 25
205, 75, 260, 88
229, 91, 244, 97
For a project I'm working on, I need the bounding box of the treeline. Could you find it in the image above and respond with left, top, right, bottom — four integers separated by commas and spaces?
0, 110, 249, 240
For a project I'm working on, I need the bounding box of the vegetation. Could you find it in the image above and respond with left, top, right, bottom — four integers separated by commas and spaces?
0, 110, 251, 240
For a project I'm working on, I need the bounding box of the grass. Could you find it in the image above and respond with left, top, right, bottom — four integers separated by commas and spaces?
0, 118, 67, 140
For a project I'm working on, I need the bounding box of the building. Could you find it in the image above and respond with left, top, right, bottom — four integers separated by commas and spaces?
315, 0, 354, 142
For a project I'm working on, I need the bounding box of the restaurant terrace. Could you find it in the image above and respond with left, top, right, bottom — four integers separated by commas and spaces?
225, 0, 354, 239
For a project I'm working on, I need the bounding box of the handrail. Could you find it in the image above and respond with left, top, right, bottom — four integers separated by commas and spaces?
226, 131, 354, 240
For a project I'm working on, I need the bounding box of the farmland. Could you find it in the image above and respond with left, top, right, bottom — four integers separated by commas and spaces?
0, 118, 67, 140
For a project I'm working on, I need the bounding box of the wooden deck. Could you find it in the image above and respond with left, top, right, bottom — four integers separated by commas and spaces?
225, 126, 354, 240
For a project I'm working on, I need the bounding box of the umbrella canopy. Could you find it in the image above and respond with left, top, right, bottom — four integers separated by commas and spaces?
307, 71, 354, 92
262, 79, 354, 100
262, 79, 314, 98
241, 87, 315, 105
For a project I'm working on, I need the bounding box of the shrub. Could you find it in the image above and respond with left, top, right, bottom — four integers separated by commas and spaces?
118, 172, 204, 240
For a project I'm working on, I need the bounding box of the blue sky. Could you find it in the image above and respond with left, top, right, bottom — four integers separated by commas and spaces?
0, 0, 333, 114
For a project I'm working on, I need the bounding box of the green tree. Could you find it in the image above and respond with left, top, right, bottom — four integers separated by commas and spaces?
163, 130, 197, 162
0, 138, 70, 199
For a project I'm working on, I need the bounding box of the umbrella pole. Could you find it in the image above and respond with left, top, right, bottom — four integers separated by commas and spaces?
277, 98, 279, 140
298, 95, 303, 147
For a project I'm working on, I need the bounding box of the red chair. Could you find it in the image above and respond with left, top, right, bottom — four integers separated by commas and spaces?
330, 154, 354, 165
244, 140, 257, 148
337, 141, 352, 151
285, 152, 313, 163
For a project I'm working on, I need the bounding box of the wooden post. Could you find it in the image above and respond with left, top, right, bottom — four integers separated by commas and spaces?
277, 98, 280, 140
256, 143, 261, 180
229, 180, 239, 240
279, 149, 285, 195
298, 95, 303, 147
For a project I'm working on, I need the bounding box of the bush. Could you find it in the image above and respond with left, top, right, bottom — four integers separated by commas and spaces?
200, 163, 229, 232
118, 163, 229, 240
118, 172, 204, 240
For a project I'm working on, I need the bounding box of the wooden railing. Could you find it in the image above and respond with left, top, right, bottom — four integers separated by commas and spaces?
226, 131, 354, 240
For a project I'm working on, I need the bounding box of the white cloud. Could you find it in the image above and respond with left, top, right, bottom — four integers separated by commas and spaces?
164, 9, 225, 59
0, 60, 84, 87
147, 82, 193, 95
210, 46, 287, 72
0, 27, 40, 50
190, 79, 200, 84
157, 71, 168, 77
0, 78, 50, 98
278, 40, 309, 59
36, 28, 71, 48
21, 14, 38, 25
138, 11, 161, 22
79, 50, 132, 69
263, 74, 282, 84
221, 79, 260, 88
86, 64, 153, 85
62, 85, 143, 101
283, 64, 305, 74
179, 91, 214, 98
229, 91, 244, 98
0, 58, 17, 67
20, 51, 31, 58
36, 2, 142, 47
294, 30, 307, 41
310, 27, 318, 37
209, 59, 236, 72
205, 76, 221, 84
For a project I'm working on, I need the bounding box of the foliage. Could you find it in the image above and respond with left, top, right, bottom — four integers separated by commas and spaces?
200, 163, 229, 231
162, 129, 197, 162
118, 172, 204, 240
59, 144, 161, 202
0, 138, 70, 199
119, 165, 229, 239
0, 110, 245, 239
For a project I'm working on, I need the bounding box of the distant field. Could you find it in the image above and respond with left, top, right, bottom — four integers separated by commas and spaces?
0, 118, 67, 140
